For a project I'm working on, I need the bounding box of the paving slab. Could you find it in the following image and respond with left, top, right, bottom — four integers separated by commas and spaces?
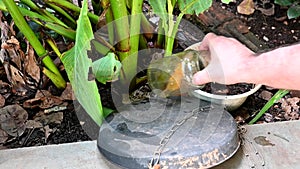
0, 120, 299, 169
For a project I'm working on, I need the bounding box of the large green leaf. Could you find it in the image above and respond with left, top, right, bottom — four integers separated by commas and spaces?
148, 0, 168, 20
178, 0, 212, 15
274, 0, 294, 6
92, 52, 122, 84
61, 0, 103, 126
287, 5, 300, 19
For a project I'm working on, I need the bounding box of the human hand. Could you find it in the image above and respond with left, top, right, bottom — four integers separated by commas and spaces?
192, 33, 255, 85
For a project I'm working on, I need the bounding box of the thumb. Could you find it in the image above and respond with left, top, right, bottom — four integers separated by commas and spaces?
192, 69, 211, 85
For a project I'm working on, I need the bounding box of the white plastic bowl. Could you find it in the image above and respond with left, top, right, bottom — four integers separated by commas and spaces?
187, 42, 262, 111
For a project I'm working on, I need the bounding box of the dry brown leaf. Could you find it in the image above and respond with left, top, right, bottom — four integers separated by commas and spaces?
0, 80, 10, 94
23, 90, 63, 109
0, 128, 8, 144
34, 111, 63, 125
0, 94, 4, 108
60, 83, 75, 100
26, 120, 43, 129
2, 36, 23, 70
290, 90, 300, 98
24, 45, 40, 83
237, 0, 255, 15
44, 125, 53, 140
258, 90, 273, 101
0, 104, 28, 137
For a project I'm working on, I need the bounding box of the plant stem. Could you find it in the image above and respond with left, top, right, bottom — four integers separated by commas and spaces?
164, 0, 202, 56
46, 2, 76, 25
4, 0, 66, 89
248, 89, 289, 124
110, 0, 134, 85
129, 0, 143, 55
46, 38, 62, 58
46, 0, 99, 24
20, 0, 68, 28
33, 19, 76, 40
100, 0, 114, 44
156, 20, 165, 48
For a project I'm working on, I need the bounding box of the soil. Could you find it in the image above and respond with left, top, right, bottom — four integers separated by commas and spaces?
0, 0, 299, 149
202, 83, 254, 95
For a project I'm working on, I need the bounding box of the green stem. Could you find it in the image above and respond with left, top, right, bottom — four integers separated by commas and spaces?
128, 0, 143, 87
4, 0, 66, 89
46, 0, 99, 24
165, 13, 184, 56
110, 0, 133, 84
46, 2, 76, 25
129, 0, 143, 55
33, 19, 76, 40
46, 38, 62, 58
100, 0, 114, 45
91, 40, 111, 55
110, 0, 130, 59
248, 89, 289, 124
156, 20, 165, 48
164, 0, 200, 56
20, 0, 68, 28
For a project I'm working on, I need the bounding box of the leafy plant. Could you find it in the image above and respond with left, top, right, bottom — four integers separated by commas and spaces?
2, 0, 66, 89
275, 0, 300, 19
248, 89, 289, 124
1, 0, 235, 126
148, 0, 232, 56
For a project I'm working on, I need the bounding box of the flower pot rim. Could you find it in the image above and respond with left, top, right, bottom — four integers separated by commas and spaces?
192, 84, 262, 100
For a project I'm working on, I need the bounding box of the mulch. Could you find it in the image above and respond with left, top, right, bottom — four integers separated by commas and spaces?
0, 0, 299, 149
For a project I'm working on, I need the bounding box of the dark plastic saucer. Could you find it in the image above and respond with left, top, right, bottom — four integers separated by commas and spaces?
97, 96, 239, 169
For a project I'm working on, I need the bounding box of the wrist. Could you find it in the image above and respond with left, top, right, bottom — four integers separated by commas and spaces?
238, 53, 262, 84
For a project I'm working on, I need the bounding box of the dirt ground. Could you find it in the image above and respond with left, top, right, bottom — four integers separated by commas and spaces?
0, 0, 299, 149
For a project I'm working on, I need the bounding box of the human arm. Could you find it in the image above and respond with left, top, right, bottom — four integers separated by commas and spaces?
192, 33, 300, 90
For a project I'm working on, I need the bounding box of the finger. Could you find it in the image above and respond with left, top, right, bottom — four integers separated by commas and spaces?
198, 33, 218, 51
192, 69, 211, 85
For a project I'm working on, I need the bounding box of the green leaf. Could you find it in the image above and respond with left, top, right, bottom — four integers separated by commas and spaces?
61, 0, 103, 126
92, 52, 122, 84
287, 5, 300, 19
148, 0, 168, 20
103, 107, 114, 118
274, 0, 294, 6
248, 89, 289, 125
221, 0, 234, 4
178, 0, 212, 15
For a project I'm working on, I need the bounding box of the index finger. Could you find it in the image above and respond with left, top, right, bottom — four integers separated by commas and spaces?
198, 33, 218, 51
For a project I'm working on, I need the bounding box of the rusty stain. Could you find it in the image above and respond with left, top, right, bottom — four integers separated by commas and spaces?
254, 136, 275, 146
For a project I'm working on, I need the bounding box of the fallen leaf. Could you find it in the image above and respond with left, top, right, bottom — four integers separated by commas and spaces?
258, 90, 273, 101
237, 0, 255, 15
0, 80, 10, 94
2, 36, 23, 70
60, 83, 75, 100
23, 90, 63, 109
0, 94, 5, 108
0, 128, 8, 144
256, 2, 275, 16
254, 136, 275, 146
25, 120, 43, 129
34, 111, 63, 125
0, 104, 28, 137
290, 90, 300, 97
44, 125, 53, 140
24, 45, 40, 84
